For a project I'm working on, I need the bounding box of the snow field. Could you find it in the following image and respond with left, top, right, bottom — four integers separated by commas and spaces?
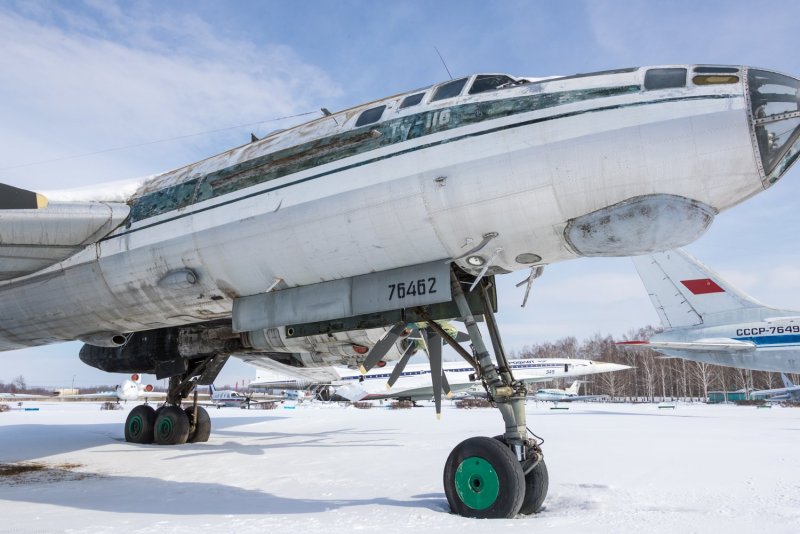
0, 401, 798, 533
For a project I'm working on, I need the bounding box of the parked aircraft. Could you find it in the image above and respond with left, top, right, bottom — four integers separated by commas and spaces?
1, 65, 798, 518
59, 374, 165, 402
751, 374, 800, 402
248, 357, 630, 402
205, 384, 282, 408
532, 381, 603, 402
623, 249, 800, 373
207, 384, 248, 408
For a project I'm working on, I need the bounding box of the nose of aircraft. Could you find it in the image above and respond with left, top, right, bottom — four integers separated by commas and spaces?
599, 362, 633, 373
747, 68, 800, 185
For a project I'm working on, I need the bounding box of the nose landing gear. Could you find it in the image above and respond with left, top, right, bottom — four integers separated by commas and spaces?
441, 268, 548, 518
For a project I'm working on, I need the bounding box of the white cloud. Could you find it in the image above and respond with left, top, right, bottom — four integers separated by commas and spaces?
0, 5, 341, 188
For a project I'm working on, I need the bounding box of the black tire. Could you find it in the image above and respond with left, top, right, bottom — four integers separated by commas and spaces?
493, 435, 549, 514
125, 405, 156, 444
185, 406, 211, 443
520, 458, 549, 515
443, 436, 525, 518
154, 406, 190, 445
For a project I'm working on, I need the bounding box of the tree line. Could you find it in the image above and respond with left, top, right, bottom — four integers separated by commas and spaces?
509, 326, 799, 402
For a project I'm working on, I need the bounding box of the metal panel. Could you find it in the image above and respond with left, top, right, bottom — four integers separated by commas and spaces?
234, 278, 353, 333
233, 260, 451, 332
351, 260, 451, 315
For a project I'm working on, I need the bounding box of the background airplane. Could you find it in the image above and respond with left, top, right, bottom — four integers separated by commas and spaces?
532, 381, 604, 402
205, 384, 283, 409
59, 374, 166, 402
751, 374, 800, 402
248, 357, 630, 402
622, 249, 800, 373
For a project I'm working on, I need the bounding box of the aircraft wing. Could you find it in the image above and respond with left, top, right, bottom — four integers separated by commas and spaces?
751, 385, 800, 397
336, 382, 476, 402
138, 391, 168, 399
0, 392, 53, 399
618, 339, 756, 353
0, 184, 130, 281
235, 354, 341, 385
58, 391, 119, 399
557, 395, 608, 402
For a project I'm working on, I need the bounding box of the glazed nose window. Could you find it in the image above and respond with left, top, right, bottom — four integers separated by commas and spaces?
748, 69, 800, 179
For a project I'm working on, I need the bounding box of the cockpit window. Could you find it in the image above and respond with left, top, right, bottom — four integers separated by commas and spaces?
355, 105, 386, 127
748, 69, 800, 176
469, 74, 522, 95
431, 78, 468, 102
694, 66, 739, 74
400, 93, 425, 109
644, 68, 687, 90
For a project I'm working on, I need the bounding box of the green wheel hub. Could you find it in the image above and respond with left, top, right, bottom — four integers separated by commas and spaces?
157, 417, 174, 438
128, 415, 143, 436
454, 456, 500, 510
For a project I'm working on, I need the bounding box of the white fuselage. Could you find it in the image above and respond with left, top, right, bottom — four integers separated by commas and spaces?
211, 390, 247, 407
335, 358, 627, 400
0, 66, 782, 351
533, 391, 577, 402
653, 315, 800, 373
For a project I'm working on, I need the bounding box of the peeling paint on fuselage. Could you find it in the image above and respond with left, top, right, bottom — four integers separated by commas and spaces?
129, 85, 641, 222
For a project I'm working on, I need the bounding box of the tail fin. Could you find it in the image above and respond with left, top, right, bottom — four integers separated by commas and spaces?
781, 373, 794, 389
567, 381, 581, 395
632, 249, 768, 328
209, 383, 216, 396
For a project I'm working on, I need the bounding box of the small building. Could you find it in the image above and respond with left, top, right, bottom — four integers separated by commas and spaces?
707, 389, 748, 403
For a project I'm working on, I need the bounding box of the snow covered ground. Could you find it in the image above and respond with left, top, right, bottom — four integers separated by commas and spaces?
0, 401, 797, 533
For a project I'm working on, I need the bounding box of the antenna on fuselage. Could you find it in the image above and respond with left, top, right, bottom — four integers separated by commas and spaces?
434, 46, 453, 80
321, 108, 338, 125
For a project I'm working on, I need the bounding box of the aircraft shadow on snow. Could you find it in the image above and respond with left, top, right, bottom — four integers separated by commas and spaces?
0, 416, 285, 463
0, 469, 446, 515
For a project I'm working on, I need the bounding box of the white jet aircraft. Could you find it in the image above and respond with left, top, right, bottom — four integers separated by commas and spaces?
623, 248, 800, 373
60, 373, 166, 402
1, 65, 798, 518
248, 357, 630, 402
532, 380, 603, 402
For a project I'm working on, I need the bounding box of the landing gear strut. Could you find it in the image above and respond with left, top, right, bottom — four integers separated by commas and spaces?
124, 354, 226, 445
441, 268, 548, 517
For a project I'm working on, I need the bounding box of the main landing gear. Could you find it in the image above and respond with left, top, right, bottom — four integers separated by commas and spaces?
124, 355, 224, 445
441, 269, 548, 518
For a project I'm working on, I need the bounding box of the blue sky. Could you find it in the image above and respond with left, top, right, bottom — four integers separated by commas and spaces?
1, 0, 800, 388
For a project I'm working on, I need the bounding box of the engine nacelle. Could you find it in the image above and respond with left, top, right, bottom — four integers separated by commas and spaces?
78, 332, 129, 348
79, 325, 243, 377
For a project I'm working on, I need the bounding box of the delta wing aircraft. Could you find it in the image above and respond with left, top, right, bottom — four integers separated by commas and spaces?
623, 248, 800, 373
1, 65, 798, 518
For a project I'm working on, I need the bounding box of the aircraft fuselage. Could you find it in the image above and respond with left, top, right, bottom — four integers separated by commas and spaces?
1, 65, 796, 350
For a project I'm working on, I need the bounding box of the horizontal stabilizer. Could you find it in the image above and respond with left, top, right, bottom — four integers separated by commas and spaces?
618, 338, 756, 352
0, 183, 48, 210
